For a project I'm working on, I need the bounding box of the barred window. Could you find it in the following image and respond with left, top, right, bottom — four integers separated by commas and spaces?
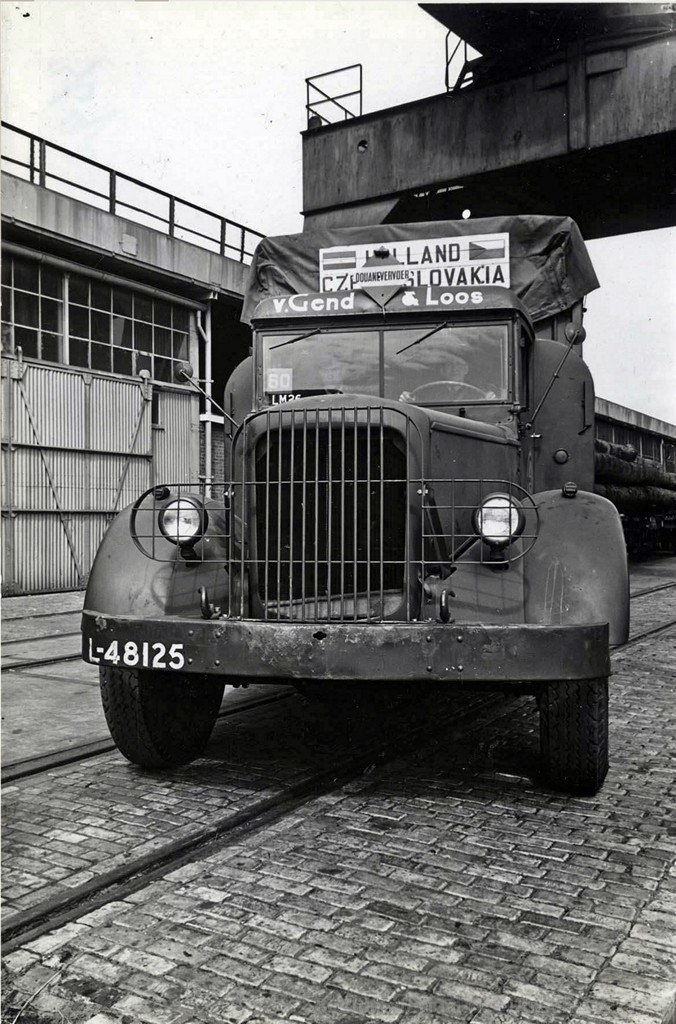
639, 434, 661, 462
68, 274, 191, 382
664, 443, 676, 474
1, 256, 63, 362
1, 255, 193, 384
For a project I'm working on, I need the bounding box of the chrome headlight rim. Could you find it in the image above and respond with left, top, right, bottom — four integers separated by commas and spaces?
472, 491, 525, 549
158, 496, 209, 547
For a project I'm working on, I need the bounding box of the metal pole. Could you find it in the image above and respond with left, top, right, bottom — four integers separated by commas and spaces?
196, 306, 214, 487
38, 140, 47, 187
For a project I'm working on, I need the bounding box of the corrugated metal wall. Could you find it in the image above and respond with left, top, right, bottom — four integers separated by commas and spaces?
2, 357, 198, 593
153, 388, 200, 485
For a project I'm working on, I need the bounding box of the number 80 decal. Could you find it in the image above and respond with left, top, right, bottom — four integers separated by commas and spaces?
88, 638, 185, 670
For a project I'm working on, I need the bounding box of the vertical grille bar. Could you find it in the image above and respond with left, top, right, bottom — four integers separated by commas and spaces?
340, 407, 346, 622
314, 408, 320, 622
352, 406, 358, 622
276, 413, 283, 620
379, 414, 384, 612
240, 419, 247, 619
404, 415, 411, 622
366, 406, 372, 619
289, 408, 296, 616
327, 408, 333, 620
452, 476, 457, 564
264, 411, 271, 621
301, 408, 308, 619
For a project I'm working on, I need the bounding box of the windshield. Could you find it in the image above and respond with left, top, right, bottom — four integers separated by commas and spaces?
261, 322, 510, 405
385, 324, 509, 404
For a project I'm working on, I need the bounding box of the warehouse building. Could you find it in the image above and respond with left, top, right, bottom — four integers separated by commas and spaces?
1, 124, 261, 593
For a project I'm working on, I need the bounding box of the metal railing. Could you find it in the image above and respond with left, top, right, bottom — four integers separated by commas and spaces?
1, 123, 265, 265
446, 33, 479, 92
306, 65, 362, 127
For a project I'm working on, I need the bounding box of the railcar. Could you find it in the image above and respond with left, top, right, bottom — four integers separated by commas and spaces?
594, 399, 676, 558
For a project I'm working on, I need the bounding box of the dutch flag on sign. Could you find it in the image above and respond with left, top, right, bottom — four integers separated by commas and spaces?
322, 249, 357, 270
469, 240, 506, 260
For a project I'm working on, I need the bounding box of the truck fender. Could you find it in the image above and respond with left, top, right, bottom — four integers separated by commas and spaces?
84, 501, 230, 619
524, 489, 629, 645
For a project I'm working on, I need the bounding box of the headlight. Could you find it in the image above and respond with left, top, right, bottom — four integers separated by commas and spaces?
158, 497, 208, 546
473, 493, 524, 548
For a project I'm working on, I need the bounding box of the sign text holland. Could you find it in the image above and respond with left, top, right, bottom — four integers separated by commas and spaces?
319, 234, 510, 292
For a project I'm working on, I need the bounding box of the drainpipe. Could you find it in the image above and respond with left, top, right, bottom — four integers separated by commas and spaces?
196, 307, 213, 485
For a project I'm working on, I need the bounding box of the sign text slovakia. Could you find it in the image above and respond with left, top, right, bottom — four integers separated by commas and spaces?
319, 235, 510, 292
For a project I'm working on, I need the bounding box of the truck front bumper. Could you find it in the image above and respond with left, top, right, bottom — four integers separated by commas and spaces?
82, 611, 609, 684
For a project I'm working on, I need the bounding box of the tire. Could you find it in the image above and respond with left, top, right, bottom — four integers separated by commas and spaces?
100, 665, 225, 768
539, 677, 608, 794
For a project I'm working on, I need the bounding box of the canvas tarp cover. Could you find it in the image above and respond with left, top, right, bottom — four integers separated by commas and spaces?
241, 215, 599, 325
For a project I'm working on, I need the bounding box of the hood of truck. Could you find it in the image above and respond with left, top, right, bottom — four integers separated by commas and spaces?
248, 393, 519, 455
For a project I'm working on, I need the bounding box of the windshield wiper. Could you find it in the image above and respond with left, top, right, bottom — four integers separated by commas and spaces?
270, 328, 322, 351
395, 322, 449, 356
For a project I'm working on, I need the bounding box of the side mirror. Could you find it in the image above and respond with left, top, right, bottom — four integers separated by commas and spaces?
174, 360, 195, 383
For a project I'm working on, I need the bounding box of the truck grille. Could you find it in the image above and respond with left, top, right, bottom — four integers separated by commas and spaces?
252, 407, 413, 621
128, 406, 540, 625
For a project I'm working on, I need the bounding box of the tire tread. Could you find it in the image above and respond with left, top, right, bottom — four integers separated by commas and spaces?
100, 665, 224, 768
540, 676, 609, 794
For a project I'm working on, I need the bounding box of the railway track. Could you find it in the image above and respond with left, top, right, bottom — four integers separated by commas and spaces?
630, 580, 676, 599
3, 578, 673, 765
1, 690, 295, 784
1, 607, 81, 622
2, 630, 81, 647
4, 607, 676, 954
613, 617, 676, 650
3, 568, 674, 952
1, 685, 503, 954
2, 617, 81, 671
5, 578, 674, 671
3, 653, 82, 671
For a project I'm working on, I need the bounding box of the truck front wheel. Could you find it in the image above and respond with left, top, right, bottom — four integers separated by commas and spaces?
539, 677, 609, 794
100, 666, 225, 768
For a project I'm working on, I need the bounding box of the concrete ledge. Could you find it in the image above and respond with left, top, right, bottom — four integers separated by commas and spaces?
1, 173, 249, 298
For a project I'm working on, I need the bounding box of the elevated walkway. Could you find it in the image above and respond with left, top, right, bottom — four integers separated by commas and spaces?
2, 174, 252, 303
301, 4, 676, 236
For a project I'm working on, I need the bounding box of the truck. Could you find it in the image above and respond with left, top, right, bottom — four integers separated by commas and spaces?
81, 215, 629, 795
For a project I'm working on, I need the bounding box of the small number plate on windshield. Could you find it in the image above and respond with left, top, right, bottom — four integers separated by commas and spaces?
87, 638, 185, 670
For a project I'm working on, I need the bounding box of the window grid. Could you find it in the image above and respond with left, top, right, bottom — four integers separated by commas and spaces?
1, 256, 192, 384
67, 273, 190, 382
1, 256, 63, 362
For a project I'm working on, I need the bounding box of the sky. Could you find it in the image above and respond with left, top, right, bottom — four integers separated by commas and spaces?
2, 0, 674, 423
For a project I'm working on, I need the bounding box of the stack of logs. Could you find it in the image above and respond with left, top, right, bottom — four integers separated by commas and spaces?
594, 438, 676, 514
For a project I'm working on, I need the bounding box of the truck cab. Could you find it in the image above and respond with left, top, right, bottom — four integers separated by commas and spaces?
82, 217, 629, 794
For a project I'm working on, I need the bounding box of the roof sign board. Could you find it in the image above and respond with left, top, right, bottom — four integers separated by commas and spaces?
242, 217, 599, 326
319, 234, 510, 292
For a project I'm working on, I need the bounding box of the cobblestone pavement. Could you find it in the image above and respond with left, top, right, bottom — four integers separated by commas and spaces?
628, 557, 676, 591
1, 683, 491, 919
2, 595, 98, 763
2, 612, 676, 1024
627, 588, 676, 638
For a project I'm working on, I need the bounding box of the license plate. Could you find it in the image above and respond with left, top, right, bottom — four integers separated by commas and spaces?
87, 638, 185, 671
